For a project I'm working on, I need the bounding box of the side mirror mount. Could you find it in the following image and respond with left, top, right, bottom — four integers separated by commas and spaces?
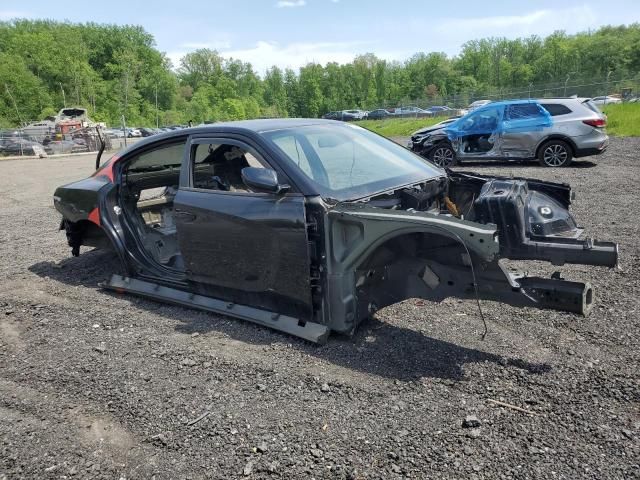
241, 167, 290, 194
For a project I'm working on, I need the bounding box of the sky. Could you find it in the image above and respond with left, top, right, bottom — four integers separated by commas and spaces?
2, 1, 639, 74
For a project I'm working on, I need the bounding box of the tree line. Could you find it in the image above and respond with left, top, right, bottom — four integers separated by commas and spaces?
1, 20, 639, 127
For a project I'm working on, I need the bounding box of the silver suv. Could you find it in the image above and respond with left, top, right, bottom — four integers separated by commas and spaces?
408, 98, 608, 167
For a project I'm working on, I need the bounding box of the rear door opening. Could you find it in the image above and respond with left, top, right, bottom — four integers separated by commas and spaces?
119, 139, 186, 271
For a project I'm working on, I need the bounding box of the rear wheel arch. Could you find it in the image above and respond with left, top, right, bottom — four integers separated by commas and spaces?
62, 218, 113, 256
535, 135, 577, 159
537, 138, 574, 167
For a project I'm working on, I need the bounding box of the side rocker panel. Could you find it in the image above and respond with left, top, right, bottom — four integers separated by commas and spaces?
103, 274, 330, 344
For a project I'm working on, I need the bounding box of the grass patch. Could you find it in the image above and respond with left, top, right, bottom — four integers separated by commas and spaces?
357, 102, 640, 138
355, 117, 443, 137
601, 103, 640, 136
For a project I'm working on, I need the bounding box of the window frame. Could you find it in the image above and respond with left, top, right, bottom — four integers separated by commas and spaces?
540, 103, 573, 116
117, 135, 189, 188
505, 103, 545, 121
261, 124, 443, 201
180, 135, 300, 197
458, 104, 504, 133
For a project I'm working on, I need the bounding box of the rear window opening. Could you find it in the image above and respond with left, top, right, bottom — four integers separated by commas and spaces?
541, 103, 573, 116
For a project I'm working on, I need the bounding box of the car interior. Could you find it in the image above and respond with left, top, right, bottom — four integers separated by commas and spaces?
120, 140, 263, 270
462, 133, 496, 153
459, 110, 500, 154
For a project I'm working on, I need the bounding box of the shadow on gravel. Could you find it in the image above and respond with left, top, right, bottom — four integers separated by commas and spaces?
454, 159, 597, 169
175, 314, 551, 381
31, 250, 551, 382
29, 249, 122, 288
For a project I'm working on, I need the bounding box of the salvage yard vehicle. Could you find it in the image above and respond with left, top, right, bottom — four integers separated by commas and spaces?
393, 105, 429, 116
467, 99, 492, 111
367, 109, 392, 120
409, 98, 609, 167
592, 95, 621, 105
342, 109, 367, 121
53, 119, 618, 343
0, 138, 47, 157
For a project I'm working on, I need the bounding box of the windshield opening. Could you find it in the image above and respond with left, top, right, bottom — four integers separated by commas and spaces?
261, 124, 443, 201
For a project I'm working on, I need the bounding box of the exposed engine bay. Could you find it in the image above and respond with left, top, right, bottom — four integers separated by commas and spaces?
323, 171, 617, 334
351, 171, 613, 265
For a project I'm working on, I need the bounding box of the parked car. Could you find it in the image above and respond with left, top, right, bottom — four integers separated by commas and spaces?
53, 118, 617, 344
394, 106, 428, 116
408, 98, 608, 167
322, 111, 341, 120
367, 109, 392, 120
467, 99, 492, 111
106, 128, 125, 139
425, 106, 453, 115
341, 109, 367, 121
0, 139, 46, 157
139, 128, 157, 137
126, 128, 142, 138
592, 95, 622, 105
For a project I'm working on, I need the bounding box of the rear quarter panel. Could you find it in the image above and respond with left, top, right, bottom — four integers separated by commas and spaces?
53, 176, 111, 223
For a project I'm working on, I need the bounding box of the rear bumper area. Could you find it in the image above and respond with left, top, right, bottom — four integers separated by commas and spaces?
574, 134, 608, 158
575, 144, 608, 157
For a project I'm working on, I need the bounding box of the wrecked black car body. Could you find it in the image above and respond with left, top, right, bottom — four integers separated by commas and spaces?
53, 119, 618, 343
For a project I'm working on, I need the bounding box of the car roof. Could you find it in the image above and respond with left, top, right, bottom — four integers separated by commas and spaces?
116, 118, 349, 153
471, 98, 590, 111
209, 118, 341, 132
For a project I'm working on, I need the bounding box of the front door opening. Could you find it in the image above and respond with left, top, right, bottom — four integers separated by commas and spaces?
119, 139, 266, 272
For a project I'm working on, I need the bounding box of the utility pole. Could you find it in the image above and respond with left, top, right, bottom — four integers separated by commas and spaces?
74, 71, 80, 105
121, 67, 130, 149
60, 83, 66, 108
155, 84, 159, 128
5, 83, 23, 155
5, 83, 23, 126
123, 68, 129, 116
605, 70, 613, 104
563, 72, 577, 97
122, 114, 127, 148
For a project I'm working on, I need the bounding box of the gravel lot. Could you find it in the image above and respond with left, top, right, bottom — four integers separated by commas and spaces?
0, 138, 638, 479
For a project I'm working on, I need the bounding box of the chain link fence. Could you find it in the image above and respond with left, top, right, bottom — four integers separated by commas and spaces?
369, 75, 640, 118
0, 126, 128, 159
4, 74, 639, 157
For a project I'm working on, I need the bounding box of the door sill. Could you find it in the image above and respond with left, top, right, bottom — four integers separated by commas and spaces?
101, 274, 330, 344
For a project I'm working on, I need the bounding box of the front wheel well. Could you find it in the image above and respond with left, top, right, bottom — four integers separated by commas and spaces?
427, 138, 453, 150
352, 231, 474, 323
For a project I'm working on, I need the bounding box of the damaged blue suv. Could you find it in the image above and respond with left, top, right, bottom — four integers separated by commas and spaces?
408, 98, 608, 167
